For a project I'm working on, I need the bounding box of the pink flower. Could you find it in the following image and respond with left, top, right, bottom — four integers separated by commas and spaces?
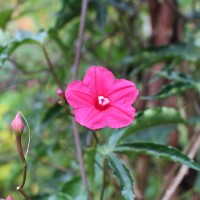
65, 66, 139, 130
6, 195, 13, 200
10, 112, 24, 134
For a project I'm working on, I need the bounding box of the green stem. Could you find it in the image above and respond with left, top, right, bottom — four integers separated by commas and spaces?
100, 157, 107, 200
92, 131, 99, 144
16, 136, 31, 200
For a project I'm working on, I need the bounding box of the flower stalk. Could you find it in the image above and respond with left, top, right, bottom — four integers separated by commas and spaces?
11, 112, 31, 200
15, 134, 31, 200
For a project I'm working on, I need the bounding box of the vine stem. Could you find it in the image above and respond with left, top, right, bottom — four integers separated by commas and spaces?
100, 157, 107, 200
70, 0, 90, 199
16, 135, 31, 200
71, 0, 89, 81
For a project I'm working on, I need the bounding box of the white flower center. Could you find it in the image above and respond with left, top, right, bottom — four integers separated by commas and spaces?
98, 96, 110, 106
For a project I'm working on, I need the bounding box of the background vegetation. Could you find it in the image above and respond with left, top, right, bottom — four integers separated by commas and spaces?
1, 0, 200, 199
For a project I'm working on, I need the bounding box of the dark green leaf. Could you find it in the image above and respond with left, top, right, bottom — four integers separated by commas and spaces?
108, 107, 185, 147
123, 124, 176, 144
54, 0, 81, 30
128, 43, 200, 73
106, 153, 135, 200
41, 103, 63, 123
142, 82, 196, 100
114, 143, 200, 171
154, 71, 195, 84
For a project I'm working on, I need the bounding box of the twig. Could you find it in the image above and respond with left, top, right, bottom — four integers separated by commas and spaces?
41, 45, 63, 89
72, 120, 88, 188
161, 131, 200, 200
39, 158, 68, 172
9, 57, 46, 74
156, 129, 199, 200
70, 0, 90, 198
71, 0, 89, 81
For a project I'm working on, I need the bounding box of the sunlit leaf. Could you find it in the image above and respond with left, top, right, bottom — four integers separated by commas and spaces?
0, 31, 47, 66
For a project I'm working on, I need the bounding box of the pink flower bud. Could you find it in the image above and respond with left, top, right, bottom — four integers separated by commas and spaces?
57, 88, 65, 98
11, 112, 24, 134
6, 195, 13, 200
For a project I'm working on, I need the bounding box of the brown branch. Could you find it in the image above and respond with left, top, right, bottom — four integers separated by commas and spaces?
72, 0, 89, 81
161, 131, 200, 200
41, 45, 63, 89
164, 0, 187, 21
70, 0, 90, 199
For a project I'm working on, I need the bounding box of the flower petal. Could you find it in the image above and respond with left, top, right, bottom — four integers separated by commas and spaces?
106, 105, 136, 128
83, 66, 115, 97
108, 79, 139, 106
74, 106, 107, 130
65, 80, 95, 108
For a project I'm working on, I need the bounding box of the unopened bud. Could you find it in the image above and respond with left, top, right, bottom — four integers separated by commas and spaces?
6, 195, 13, 200
11, 112, 24, 135
57, 88, 65, 98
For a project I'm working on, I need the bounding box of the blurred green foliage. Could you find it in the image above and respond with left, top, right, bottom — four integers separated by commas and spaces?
1, 0, 200, 200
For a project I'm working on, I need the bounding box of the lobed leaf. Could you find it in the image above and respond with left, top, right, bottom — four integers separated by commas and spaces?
142, 82, 196, 100
153, 71, 195, 84
114, 143, 200, 171
106, 153, 135, 200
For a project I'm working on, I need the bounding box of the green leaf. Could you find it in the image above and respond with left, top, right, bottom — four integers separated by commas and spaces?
154, 71, 195, 84
0, 31, 47, 66
114, 143, 200, 171
0, 8, 13, 28
128, 43, 200, 73
61, 176, 87, 200
48, 193, 72, 200
108, 107, 185, 147
122, 125, 176, 144
106, 153, 135, 200
142, 82, 196, 100
41, 103, 63, 123
85, 147, 96, 184
54, 0, 81, 30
